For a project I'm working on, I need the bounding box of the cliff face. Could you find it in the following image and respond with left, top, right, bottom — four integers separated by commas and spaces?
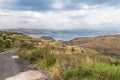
63, 35, 120, 57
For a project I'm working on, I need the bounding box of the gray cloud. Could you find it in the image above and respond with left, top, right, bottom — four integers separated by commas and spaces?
0, 0, 120, 11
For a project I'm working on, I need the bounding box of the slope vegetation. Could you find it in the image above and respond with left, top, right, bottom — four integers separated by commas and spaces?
64, 35, 120, 57
0, 31, 120, 80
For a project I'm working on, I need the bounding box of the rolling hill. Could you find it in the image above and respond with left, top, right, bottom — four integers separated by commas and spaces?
63, 35, 120, 57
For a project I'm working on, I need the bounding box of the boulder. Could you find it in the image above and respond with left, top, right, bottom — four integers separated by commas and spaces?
6, 70, 51, 80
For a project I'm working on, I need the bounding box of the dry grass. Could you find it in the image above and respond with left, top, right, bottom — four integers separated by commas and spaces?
64, 35, 120, 56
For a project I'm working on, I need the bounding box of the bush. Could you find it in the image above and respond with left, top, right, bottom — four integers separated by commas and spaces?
3, 40, 11, 48
19, 42, 34, 49
43, 53, 56, 67
18, 47, 52, 62
61, 63, 120, 80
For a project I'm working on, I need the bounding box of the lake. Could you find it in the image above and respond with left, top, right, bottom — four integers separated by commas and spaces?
28, 31, 120, 41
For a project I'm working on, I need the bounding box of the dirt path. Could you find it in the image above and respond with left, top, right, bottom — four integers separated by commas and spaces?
0, 50, 35, 80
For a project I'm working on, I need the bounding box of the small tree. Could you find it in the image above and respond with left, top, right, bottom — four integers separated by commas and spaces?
71, 47, 75, 52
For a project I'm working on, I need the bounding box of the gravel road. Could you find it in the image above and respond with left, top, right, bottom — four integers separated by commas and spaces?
0, 50, 35, 80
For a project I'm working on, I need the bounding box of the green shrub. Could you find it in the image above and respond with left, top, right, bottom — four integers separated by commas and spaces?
3, 40, 11, 48
63, 67, 82, 80
18, 47, 52, 62
19, 42, 34, 49
43, 53, 56, 67
113, 60, 120, 66
61, 63, 120, 80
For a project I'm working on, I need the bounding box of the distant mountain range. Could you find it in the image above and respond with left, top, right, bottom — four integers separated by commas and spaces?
1, 28, 61, 34
1, 28, 120, 35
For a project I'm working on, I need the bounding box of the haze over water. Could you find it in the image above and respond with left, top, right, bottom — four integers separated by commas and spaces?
29, 31, 120, 41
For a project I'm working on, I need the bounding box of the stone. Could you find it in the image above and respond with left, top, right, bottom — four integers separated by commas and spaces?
6, 70, 49, 80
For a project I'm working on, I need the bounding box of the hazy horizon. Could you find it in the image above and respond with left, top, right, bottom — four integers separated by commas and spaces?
1, 27, 120, 40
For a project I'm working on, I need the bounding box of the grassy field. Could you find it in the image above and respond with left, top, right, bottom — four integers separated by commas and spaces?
0, 31, 120, 80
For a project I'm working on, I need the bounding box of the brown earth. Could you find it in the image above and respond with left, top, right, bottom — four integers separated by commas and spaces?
63, 35, 120, 57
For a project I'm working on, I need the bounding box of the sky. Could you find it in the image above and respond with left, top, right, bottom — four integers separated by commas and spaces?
0, 0, 120, 30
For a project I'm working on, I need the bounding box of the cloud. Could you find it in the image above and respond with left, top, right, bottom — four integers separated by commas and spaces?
0, 0, 120, 11
52, 0, 64, 9
84, 7, 120, 25
0, 6, 120, 29
0, 0, 120, 30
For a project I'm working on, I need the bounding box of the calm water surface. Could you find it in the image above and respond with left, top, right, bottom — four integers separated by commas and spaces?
28, 32, 120, 41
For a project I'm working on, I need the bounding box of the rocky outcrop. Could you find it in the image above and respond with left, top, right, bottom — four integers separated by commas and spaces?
40, 36, 55, 41
6, 70, 52, 80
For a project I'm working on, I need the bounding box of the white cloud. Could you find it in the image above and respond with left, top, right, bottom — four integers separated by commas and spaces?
0, 6, 120, 29
52, 0, 64, 9
83, 7, 120, 25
